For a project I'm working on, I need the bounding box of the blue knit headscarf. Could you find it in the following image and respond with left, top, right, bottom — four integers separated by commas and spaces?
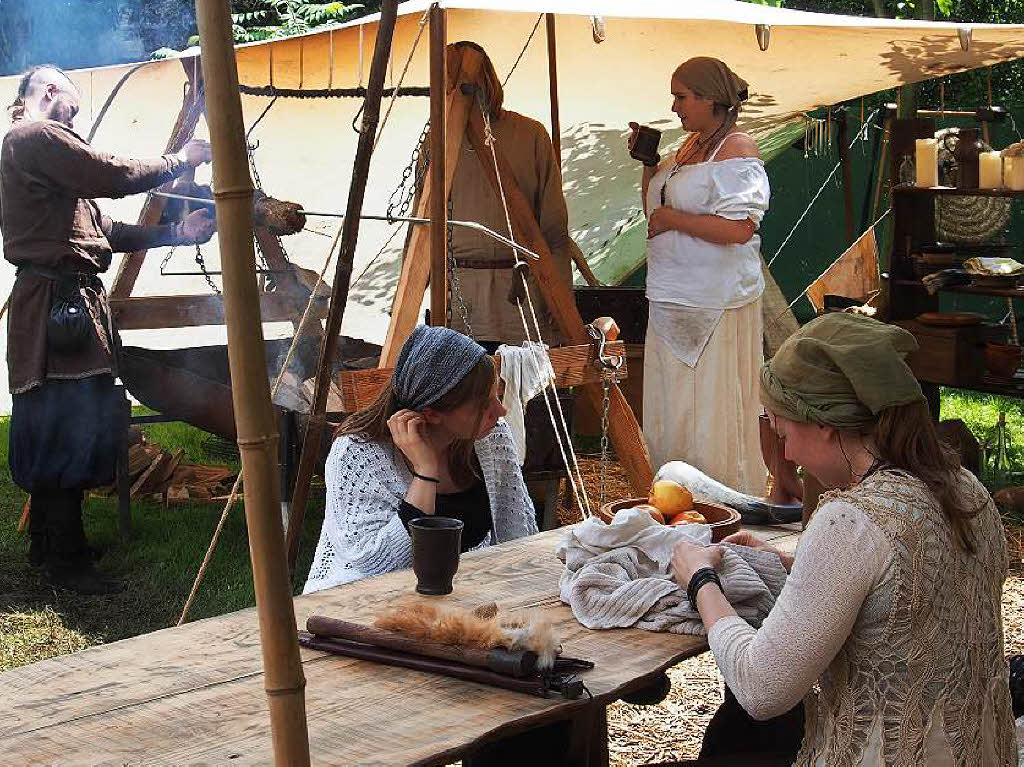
392, 325, 488, 411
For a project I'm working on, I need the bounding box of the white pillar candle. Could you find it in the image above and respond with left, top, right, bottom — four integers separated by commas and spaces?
980, 151, 1004, 189
915, 138, 939, 188
1007, 156, 1024, 191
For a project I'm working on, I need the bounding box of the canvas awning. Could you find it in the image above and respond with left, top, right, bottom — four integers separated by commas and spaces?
0, 0, 1022, 411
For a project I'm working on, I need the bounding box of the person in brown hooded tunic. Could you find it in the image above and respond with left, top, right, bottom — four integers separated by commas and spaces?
1, 65, 215, 593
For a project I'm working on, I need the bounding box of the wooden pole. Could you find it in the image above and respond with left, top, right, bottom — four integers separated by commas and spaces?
286, 0, 401, 570
545, 13, 561, 166
429, 4, 448, 325
192, 2, 309, 764
543, 11, 600, 288
836, 109, 856, 246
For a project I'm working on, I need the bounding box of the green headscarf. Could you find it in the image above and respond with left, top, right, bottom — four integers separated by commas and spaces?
760, 313, 925, 429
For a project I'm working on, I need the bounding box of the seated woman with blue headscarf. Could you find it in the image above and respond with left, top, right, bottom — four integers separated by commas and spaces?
304, 325, 538, 593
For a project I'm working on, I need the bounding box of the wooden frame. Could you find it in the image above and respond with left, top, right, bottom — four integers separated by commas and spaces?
335, 341, 628, 413
108, 58, 328, 331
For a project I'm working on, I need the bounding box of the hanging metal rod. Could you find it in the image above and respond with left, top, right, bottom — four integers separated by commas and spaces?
149, 191, 544, 261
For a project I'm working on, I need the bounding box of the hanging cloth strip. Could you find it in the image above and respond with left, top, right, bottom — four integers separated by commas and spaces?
495, 342, 554, 465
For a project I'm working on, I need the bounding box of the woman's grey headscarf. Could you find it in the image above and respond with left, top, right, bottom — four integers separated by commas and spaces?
392, 325, 488, 411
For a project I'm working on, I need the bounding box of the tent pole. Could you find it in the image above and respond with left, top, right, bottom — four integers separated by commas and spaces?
192, 1, 309, 764
545, 13, 561, 165
429, 3, 448, 326
285, 0, 401, 570
545, 12, 600, 288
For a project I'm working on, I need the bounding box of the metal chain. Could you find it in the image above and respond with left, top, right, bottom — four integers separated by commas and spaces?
248, 143, 290, 274
193, 242, 221, 294
447, 196, 473, 335
599, 371, 616, 508
349, 119, 432, 293
387, 120, 431, 221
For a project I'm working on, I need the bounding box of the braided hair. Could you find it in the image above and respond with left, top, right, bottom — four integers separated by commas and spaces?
8, 64, 68, 123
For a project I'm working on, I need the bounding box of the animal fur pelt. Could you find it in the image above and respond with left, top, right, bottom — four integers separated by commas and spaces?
373, 599, 561, 669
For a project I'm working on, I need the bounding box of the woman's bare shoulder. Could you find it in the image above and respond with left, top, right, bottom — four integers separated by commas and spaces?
715, 132, 760, 161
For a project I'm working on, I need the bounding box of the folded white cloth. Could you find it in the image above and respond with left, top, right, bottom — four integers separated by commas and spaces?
496, 342, 554, 465
556, 508, 788, 635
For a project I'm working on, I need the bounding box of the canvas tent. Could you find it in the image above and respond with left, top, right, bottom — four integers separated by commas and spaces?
1, 0, 1023, 414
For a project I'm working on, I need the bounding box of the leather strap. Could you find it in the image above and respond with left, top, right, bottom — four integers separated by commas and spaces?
454, 257, 517, 270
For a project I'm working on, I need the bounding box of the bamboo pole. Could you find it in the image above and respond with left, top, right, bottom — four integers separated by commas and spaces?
429, 4, 448, 325
192, 2, 309, 764
286, 0, 401, 570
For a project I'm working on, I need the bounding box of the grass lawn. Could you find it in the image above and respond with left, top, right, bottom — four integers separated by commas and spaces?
0, 411, 325, 672
1, 390, 1022, 674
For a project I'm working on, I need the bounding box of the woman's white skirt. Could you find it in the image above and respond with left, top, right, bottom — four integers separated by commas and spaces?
642, 298, 765, 496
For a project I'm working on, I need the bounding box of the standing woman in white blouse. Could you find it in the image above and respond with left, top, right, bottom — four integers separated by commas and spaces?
635, 57, 769, 493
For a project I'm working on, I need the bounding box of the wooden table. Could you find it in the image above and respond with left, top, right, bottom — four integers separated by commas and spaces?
0, 524, 801, 766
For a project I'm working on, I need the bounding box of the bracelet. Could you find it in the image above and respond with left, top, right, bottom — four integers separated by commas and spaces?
686, 566, 722, 608
411, 471, 439, 484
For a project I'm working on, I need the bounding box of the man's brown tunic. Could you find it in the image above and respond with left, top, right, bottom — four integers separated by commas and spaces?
0, 119, 189, 393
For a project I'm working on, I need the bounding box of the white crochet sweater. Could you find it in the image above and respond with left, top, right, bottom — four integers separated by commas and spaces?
304, 419, 538, 593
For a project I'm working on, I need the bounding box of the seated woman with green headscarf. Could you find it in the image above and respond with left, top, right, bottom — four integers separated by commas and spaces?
668, 313, 1016, 766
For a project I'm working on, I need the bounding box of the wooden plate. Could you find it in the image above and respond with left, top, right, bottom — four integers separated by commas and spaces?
597, 497, 741, 542
916, 311, 984, 327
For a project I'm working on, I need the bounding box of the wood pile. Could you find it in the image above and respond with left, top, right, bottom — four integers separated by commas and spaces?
120, 439, 237, 505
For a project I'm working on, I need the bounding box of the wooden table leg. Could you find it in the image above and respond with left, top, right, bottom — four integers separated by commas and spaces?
566, 703, 609, 767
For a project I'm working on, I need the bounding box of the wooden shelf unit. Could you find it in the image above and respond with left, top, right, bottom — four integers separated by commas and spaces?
886, 117, 1022, 403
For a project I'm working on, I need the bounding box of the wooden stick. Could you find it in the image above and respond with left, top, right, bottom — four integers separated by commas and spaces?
286, 0, 401, 572
428, 4, 447, 326
306, 616, 538, 677
545, 13, 561, 167
298, 632, 549, 697
193, 1, 309, 763
110, 292, 319, 330
17, 497, 30, 533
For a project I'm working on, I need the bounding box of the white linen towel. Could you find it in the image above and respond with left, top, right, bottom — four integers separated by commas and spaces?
556, 508, 788, 635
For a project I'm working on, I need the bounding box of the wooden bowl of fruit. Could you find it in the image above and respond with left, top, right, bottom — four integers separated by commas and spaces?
597, 480, 741, 542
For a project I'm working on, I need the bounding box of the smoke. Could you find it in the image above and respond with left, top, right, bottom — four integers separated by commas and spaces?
0, 0, 197, 76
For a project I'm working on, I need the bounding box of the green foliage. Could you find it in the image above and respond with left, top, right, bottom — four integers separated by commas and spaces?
228, 0, 365, 43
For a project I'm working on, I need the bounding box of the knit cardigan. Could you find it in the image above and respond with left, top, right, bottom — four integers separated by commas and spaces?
304, 419, 538, 593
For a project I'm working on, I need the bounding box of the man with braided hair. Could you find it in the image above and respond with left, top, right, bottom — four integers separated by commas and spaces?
1, 65, 215, 593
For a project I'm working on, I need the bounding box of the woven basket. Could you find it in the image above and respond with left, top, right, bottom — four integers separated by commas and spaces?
935, 128, 1011, 245
597, 497, 741, 542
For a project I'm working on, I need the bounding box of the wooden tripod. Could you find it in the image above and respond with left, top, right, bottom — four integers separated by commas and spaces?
107, 59, 327, 332
378, 40, 653, 496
